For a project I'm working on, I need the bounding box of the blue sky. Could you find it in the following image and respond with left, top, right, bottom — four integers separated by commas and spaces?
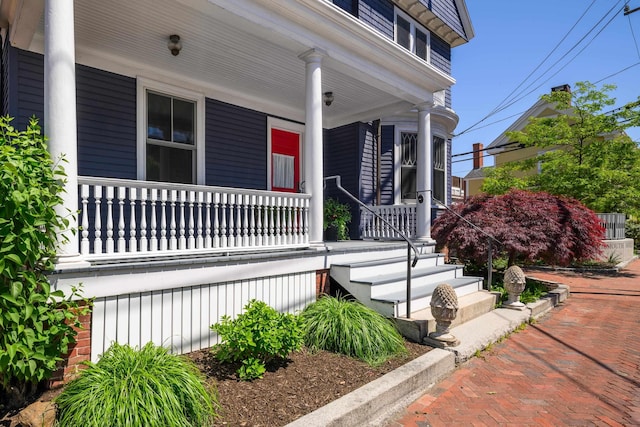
450, 0, 640, 178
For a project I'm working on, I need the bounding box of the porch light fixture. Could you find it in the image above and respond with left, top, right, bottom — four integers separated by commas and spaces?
168, 34, 182, 56
323, 91, 334, 106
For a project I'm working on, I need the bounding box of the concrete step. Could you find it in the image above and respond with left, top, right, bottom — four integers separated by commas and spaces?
393, 291, 499, 343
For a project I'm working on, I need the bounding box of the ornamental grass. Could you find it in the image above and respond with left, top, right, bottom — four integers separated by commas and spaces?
55, 342, 218, 427
300, 295, 407, 366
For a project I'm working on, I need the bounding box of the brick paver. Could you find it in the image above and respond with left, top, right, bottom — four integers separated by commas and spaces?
388, 259, 640, 427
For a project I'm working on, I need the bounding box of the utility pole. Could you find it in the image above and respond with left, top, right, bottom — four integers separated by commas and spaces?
624, 4, 640, 15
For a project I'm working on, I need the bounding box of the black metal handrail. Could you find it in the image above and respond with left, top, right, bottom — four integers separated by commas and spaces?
429, 193, 503, 290
323, 176, 421, 318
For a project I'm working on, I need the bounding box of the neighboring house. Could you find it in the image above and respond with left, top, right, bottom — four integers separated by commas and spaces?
463, 85, 571, 197
0, 0, 474, 377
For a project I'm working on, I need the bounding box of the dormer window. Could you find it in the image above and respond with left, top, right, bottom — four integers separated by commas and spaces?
395, 9, 430, 62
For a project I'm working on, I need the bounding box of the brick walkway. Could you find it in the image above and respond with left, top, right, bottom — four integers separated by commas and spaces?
388, 259, 640, 427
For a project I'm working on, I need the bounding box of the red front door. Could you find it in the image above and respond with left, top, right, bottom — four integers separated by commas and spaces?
271, 128, 301, 193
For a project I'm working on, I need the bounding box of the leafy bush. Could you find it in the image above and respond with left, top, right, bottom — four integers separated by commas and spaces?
432, 189, 605, 267
55, 342, 218, 427
626, 217, 640, 252
300, 296, 407, 365
211, 299, 303, 380
0, 117, 87, 404
323, 198, 352, 240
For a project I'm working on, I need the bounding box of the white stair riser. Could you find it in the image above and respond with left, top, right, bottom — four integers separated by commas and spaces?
393, 280, 483, 317
335, 256, 444, 281
368, 269, 463, 298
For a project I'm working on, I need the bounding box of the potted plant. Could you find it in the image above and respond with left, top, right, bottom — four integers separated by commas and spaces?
324, 198, 352, 241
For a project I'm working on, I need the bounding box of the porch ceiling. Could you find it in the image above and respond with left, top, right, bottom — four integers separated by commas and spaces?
24, 0, 455, 128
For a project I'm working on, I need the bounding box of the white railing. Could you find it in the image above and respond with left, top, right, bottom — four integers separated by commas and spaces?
597, 213, 626, 240
78, 177, 310, 259
360, 204, 416, 240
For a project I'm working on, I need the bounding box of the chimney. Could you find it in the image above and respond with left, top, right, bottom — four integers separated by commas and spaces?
473, 142, 483, 169
551, 84, 571, 94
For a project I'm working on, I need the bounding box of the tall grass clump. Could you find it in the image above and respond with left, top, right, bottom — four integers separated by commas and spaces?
300, 296, 407, 365
55, 342, 218, 427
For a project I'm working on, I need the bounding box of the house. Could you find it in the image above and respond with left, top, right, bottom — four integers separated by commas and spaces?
463, 85, 571, 197
1, 0, 475, 380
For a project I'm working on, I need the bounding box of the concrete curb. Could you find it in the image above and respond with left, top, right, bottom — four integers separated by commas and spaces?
286, 284, 570, 426
285, 349, 455, 427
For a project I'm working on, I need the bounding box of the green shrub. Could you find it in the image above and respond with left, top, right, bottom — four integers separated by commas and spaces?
494, 278, 547, 304
323, 198, 352, 240
211, 299, 303, 380
626, 217, 640, 252
300, 295, 407, 365
0, 117, 87, 405
55, 342, 218, 427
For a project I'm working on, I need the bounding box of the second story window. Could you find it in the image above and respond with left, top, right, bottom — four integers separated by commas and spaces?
395, 9, 430, 62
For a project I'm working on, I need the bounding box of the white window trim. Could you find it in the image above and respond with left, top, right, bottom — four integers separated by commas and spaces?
136, 77, 206, 184
266, 117, 304, 191
394, 8, 431, 63
393, 125, 447, 205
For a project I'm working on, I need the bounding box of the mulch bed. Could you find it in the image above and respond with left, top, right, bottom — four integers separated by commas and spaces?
188, 340, 432, 427
1, 340, 431, 427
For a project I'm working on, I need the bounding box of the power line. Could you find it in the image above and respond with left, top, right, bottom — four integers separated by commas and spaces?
455, 1, 625, 138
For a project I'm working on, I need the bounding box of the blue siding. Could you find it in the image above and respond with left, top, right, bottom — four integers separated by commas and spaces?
359, 0, 394, 40
358, 122, 377, 205
205, 99, 267, 189
76, 65, 137, 179
380, 125, 394, 204
423, 0, 466, 39
325, 123, 361, 239
10, 48, 44, 131
332, 0, 357, 16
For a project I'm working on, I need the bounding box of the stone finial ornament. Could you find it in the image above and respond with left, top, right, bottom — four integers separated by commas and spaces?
503, 265, 527, 309
428, 283, 460, 347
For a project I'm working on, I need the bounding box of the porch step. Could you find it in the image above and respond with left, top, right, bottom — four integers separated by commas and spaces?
329, 255, 484, 319
392, 291, 500, 342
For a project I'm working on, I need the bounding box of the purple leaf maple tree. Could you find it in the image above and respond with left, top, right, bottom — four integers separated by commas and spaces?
432, 190, 605, 267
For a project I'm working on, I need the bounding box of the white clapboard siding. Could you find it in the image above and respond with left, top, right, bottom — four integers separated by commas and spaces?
90, 272, 316, 361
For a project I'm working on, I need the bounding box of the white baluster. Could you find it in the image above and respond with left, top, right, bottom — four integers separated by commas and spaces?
268, 197, 275, 246
275, 197, 282, 246
129, 187, 137, 253
169, 190, 177, 250
179, 190, 187, 250
106, 186, 114, 253
93, 186, 102, 254
80, 184, 90, 255
160, 189, 168, 251
256, 195, 264, 246
242, 194, 249, 247
196, 191, 204, 249
140, 188, 148, 252
213, 192, 220, 248
235, 194, 243, 247
286, 197, 293, 244
228, 194, 236, 248
117, 186, 126, 253
249, 195, 256, 247
220, 193, 228, 248
188, 191, 195, 249
303, 198, 310, 243
204, 192, 212, 249
150, 188, 158, 251
293, 198, 300, 244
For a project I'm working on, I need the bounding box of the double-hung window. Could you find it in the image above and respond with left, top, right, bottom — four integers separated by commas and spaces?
397, 131, 447, 204
146, 92, 195, 184
433, 136, 446, 203
137, 78, 205, 185
395, 9, 430, 62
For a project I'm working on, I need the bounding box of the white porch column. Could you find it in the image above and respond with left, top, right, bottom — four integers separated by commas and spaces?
299, 49, 326, 244
44, 0, 86, 268
416, 101, 435, 242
